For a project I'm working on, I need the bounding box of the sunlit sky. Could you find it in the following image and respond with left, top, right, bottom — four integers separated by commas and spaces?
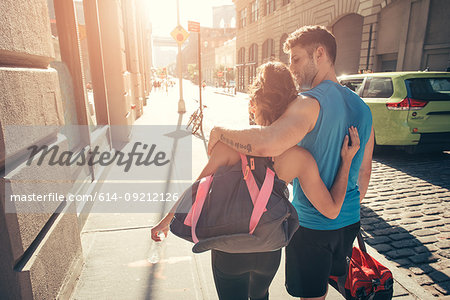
148, 0, 234, 37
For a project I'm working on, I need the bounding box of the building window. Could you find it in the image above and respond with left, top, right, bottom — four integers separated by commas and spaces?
237, 47, 246, 91
279, 33, 289, 64
230, 17, 236, 28
251, 0, 259, 23
266, 0, 275, 15
239, 8, 247, 28
262, 39, 274, 62
248, 43, 258, 85
238, 48, 246, 65
282, 0, 290, 5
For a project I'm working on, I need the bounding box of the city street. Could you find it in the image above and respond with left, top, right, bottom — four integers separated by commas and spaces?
70, 80, 449, 299
3, 1, 450, 299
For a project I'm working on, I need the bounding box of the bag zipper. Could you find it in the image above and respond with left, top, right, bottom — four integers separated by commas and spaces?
350, 271, 392, 294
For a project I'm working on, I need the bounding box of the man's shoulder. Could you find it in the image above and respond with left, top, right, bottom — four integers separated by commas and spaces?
343, 92, 373, 127
349, 92, 372, 115
288, 95, 320, 111
277, 96, 320, 137
301, 80, 334, 99
340, 86, 370, 108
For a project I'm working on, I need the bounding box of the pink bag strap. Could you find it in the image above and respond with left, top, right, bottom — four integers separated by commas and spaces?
249, 168, 274, 234
184, 175, 213, 243
239, 154, 259, 205
184, 155, 275, 243
240, 154, 274, 234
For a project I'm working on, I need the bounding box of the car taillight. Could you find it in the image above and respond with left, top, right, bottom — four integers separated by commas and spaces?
386, 98, 428, 110
409, 98, 428, 110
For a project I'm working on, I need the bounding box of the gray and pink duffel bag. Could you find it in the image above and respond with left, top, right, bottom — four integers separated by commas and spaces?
170, 154, 299, 253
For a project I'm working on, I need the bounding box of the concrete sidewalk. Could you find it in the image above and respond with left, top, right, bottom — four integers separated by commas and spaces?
70, 90, 429, 299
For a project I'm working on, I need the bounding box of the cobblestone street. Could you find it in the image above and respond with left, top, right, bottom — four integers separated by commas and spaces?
362, 149, 450, 297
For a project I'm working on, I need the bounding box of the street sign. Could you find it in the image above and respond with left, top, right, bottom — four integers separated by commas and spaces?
188, 21, 200, 32
171, 25, 189, 45
217, 71, 223, 77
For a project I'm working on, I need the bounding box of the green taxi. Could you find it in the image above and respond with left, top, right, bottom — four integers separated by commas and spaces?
339, 72, 450, 151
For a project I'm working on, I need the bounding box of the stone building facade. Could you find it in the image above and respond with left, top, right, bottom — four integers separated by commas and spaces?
234, 0, 450, 92
0, 0, 152, 298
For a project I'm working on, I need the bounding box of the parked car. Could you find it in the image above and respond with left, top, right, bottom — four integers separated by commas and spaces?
338, 72, 450, 152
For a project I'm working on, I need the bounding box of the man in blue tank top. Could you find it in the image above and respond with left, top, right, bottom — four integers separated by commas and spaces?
208, 25, 374, 299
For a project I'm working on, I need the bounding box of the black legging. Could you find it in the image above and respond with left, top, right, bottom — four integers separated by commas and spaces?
211, 249, 282, 300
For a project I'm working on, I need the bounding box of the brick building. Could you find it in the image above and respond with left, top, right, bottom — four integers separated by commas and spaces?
233, 0, 450, 92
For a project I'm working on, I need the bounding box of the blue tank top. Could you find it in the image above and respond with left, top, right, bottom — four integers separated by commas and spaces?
293, 80, 372, 230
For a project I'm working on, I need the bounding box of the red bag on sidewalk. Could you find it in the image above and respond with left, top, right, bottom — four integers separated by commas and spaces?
329, 233, 394, 300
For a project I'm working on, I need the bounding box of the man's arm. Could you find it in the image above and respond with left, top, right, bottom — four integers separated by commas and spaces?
207, 97, 320, 157
358, 127, 374, 202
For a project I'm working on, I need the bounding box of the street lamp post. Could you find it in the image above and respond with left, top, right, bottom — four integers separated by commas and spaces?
203, 41, 208, 84
176, 0, 185, 113
197, 29, 202, 116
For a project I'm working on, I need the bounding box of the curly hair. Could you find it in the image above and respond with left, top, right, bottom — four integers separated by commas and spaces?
248, 62, 298, 126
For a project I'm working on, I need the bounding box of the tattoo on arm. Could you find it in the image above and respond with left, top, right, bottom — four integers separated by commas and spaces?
220, 134, 234, 147
220, 134, 252, 153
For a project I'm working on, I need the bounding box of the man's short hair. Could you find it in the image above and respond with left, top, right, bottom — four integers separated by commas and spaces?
283, 25, 337, 64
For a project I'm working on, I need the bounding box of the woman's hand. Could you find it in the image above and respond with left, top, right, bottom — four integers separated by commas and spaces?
340, 126, 360, 164
151, 214, 172, 242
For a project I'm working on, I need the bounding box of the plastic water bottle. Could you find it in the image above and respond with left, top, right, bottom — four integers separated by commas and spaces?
147, 233, 164, 264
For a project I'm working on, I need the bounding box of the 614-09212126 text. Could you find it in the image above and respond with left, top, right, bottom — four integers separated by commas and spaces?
10, 192, 180, 202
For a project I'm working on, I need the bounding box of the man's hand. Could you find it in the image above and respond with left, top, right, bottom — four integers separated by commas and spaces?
208, 127, 221, 156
